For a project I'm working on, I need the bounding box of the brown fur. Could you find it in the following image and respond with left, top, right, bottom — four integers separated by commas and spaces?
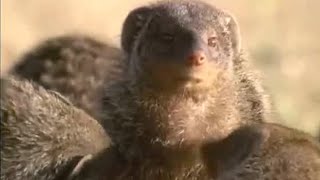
0, 76, 110, 180
6, 0, 273, 179
71, 0, 273, 179
10, 34, 122, 119
201, 122, 320, 180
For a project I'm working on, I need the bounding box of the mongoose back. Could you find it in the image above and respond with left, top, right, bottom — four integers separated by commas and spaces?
201, 122, 320, 180
0, 76, 110, 180
71, 0, 272, 179
10, 35, 122, 119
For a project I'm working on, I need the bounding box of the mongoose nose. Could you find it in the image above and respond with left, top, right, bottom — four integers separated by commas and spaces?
187, 51, 206, 66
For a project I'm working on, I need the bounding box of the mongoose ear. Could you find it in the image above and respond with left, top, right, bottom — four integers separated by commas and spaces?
121, 6, 152, 54
49, 154, 93, 180
201, 124, 268, 178
65, 147, 123, 179
48, 90, 73, 106
220, 12, 242, 55
66, 154, 93, 180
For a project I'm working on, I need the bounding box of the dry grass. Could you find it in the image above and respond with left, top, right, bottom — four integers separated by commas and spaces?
2, 0, 320, 136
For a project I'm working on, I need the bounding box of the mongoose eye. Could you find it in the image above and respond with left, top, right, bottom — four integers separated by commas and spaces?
160, 33, 174, 42
221, 31, 228, 37
208, 37, 218, 47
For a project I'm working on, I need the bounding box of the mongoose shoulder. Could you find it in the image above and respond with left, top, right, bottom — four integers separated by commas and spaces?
0, 76, 110, 180
201, 122, 320, 180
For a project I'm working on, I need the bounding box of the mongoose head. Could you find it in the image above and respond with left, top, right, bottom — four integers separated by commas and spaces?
11, 35, 121, 119
121, 0, 241, 93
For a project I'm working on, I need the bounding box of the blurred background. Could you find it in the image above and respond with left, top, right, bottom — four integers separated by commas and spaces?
2, 0, 320, 136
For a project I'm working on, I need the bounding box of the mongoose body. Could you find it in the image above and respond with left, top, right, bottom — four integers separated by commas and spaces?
11, 35, 122, 119
201, 122, 320, 180
7, 0, 273, 179
73, 0, 272, 179
0, 76, 110, 180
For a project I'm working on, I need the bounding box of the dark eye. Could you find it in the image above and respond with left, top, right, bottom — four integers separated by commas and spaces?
160, 33, 174, 42
208, 37, 217, 47
221, 31, 228, 37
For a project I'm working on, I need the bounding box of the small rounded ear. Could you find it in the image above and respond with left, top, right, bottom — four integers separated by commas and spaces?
121, 6, 152, 54
66, 154, 93, 180
220, 11, 242, 55
48, 90, 73, 106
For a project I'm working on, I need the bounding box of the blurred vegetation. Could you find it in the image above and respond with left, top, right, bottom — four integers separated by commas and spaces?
1, 0, 320, 136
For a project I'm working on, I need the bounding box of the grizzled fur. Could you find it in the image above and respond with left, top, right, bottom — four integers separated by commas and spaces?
5, 0, 273, 179
10, 35, 122, 119
73, 0, 273, 179
0, 76, 110, 180
201, 122, 320, 180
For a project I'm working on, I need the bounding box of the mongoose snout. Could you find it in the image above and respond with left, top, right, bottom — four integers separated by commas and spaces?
186, 50, 206, 66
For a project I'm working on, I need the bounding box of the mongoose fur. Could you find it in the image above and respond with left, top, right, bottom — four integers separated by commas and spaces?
201, 122, 320, 180
1, 76, 110, 180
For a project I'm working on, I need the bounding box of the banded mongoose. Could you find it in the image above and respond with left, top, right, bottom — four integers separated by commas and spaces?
10, 35, 122, 119
72, 0, 273, 179
201, 122, 320, 180
0, 76, 110, 180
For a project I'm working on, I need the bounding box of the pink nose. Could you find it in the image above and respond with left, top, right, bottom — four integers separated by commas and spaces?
187, 51, 206, 66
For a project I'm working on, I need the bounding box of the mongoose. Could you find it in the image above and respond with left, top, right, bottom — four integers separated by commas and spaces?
71, 0, 272, 179
0, 76, 110, 180
201, 122, 320, 180
10, 35, 122, 119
